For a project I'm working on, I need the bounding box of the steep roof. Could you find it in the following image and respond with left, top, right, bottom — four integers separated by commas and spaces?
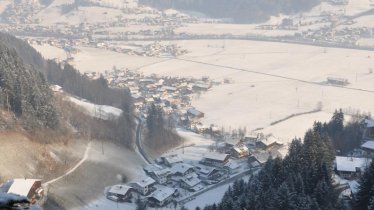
7, 179, 41, 197
133, 177, 156, 188
171, 163, 194, 175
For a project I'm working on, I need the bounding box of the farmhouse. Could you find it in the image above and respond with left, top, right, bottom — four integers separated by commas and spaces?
129, 177, 156, 196
107, 185, 133, 202
200, 153, 230, 168
335, 156, 371, 179
4, 179, 43, 202
148, 186, 177, 207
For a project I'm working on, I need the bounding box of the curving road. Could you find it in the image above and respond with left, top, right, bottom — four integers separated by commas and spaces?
135, 117, 153, 165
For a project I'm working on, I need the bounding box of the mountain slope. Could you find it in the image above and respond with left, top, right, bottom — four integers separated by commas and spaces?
0, 42, 58, 129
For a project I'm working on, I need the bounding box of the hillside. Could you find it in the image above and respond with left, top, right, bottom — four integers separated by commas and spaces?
0, 42, 58, 129
139, 0, 321, 23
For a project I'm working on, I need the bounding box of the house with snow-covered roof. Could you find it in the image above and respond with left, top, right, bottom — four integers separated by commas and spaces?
4, 179, 43, 202
170, 163, 195, 177
107, 185, 133, 202
335, 156, 371, 179
161, 154, 183, 167
148, 186, 177, 207
129, 177, 156, 196
361, 141, 374, 157
180, 173, 203, 192
200, 153, 230, 168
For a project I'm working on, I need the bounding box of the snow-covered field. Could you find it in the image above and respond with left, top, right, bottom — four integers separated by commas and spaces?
135, 39, 374, 145
31, 43, 67, 61
72, 46, 165, 73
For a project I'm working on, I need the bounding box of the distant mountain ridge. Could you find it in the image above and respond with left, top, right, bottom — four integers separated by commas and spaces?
139, 0, 321, 23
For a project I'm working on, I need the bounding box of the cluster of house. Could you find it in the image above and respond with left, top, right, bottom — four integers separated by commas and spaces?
0, 179, 44, 204
334, 119, 374, 199
86, 69, 222, 128
106, 152, 244, 207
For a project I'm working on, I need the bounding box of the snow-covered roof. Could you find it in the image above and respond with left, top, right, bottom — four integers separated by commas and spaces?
133, 177, 155, 188
348, 180, 360, 194
181, 173, 201, 187
203, 153, 229, 162
162, 154, 183, 165
232, 144, 249, 154
365, 119, 374, 128
149, 186, 175, 202
335, 156, 371, 172
259, 136, 280, 146
108, 185, 132, 196
7, 179, 41, 197
224, 160, 240, 170
154, 168, 171, 177
361, 141, 374, 150
171, 163, 194, 175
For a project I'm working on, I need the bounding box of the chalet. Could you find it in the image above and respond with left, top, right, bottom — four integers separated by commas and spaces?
200, 153, 230, 168
180, 174, 203, 192
198, 168, 222, 181
361, 141, 374, 156
130, 177, 156, 196
187, 108, 205, 119
107, 185, 133, 202
144, 164, 171, 184
148, 186, 177, 207
171, 163, 195, 177
364, 119, 374, 140
256, 136, 282, 150
231, 144, 250, 159
4, 179, 43, 203
335, 156, 371, 179
161, 154, 183, 167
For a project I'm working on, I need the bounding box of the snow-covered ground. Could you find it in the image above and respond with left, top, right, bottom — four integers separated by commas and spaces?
72, 46, 165, 73
67, 96, 123, 120
135, 39, 374, 146
31, 43, 67, 61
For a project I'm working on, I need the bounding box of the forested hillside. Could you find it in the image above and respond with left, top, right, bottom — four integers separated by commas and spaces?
200, 110, 373, 210
0, 32, 135, 147
139, 0, 321, 23
0, 43, 58, 129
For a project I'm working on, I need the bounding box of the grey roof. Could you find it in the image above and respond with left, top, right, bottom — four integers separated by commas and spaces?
187, 108, 204, 116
